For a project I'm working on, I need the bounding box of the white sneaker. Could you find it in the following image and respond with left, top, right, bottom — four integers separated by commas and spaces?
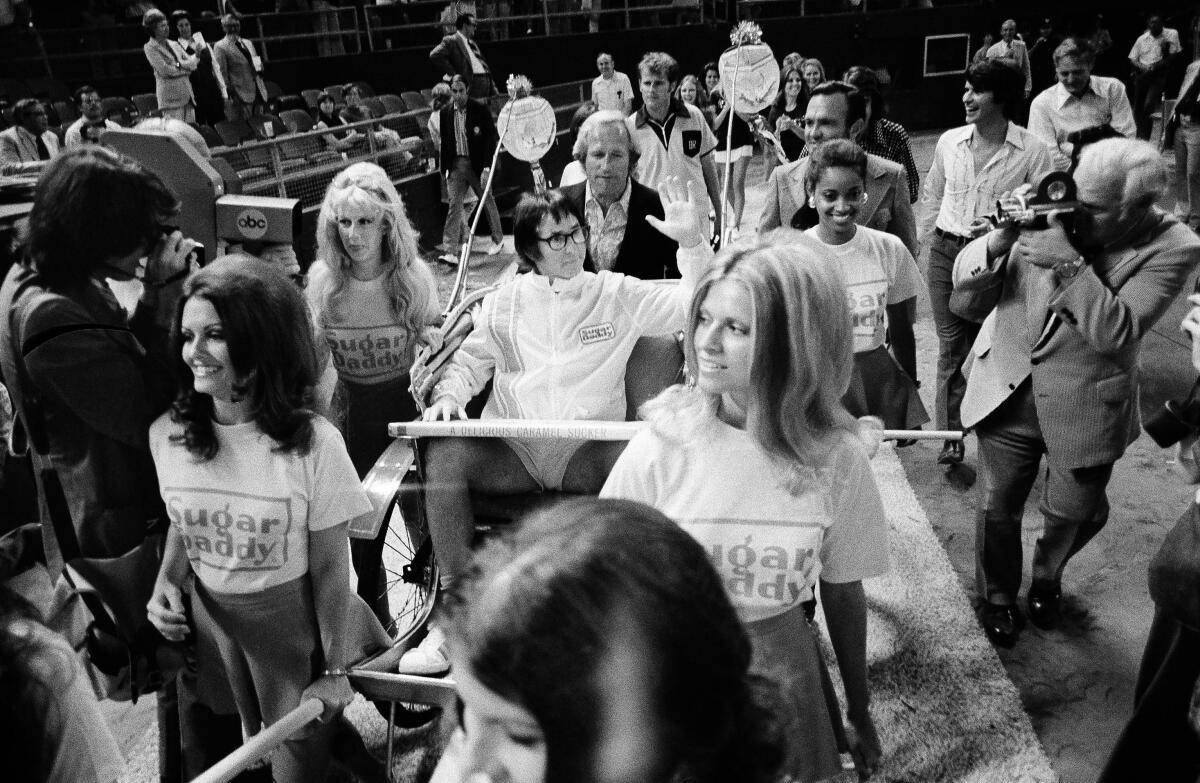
437, 253, 460, 266
486, 239, 505, 256
398, 625, 449, 676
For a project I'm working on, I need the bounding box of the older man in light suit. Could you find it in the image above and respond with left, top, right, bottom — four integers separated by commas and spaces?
213, 14, 268, 121
953, 138, 1200, 648
0, 98, 59, 175
757, 80, 917, 258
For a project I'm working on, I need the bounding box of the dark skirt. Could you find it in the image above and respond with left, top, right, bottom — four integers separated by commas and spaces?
843, 344, 930, 430
746, 605, 847, 783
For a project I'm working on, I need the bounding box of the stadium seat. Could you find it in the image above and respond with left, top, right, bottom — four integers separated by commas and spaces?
52, 100, 79, 125
131, 93, 159, 119
420, 88, 433, 102
323, 84, 344, 105
364, 97, 386, 118
214, 118, 256, 146
401, 91, 427, 112
279, 108, 315, 133
99, 96, 138, 127
273, 94, 308, 114
197, 124, 224, 149
251, 114, 289, 142
379, 94, 407, 115
262, 79, 283, 100
301, 89, 322, 110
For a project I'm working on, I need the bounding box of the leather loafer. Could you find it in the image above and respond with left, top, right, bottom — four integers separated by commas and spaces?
937, 440, 965, 465
1027, 585, 1063, 630
980, 602, 1023, 648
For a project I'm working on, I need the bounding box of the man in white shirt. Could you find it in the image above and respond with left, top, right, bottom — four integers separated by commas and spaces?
1028, 37, 1135, 170
0, 98, 59, 176
626, 51, 722, 236
986, 19, 1032, 102
1128, 12, 1182, 140
591, 53, 633, 115
919, 59, 1052, 470
63, 86, 122, 150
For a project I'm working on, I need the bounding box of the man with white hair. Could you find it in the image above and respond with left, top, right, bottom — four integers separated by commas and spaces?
1027, 37, 1135, 171
952, 138, 1200, 647
559, 110, 678, 279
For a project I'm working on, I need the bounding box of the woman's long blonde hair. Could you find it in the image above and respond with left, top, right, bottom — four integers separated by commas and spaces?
311, 162, 438, 334
643, 232, 857, 470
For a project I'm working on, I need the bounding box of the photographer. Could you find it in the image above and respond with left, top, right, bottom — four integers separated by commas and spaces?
1098, 294, 1200, 782
0, 147, 236, 781
951, 137, 1200, 648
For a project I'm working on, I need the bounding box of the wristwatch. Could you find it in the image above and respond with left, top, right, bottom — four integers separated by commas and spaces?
1054, 254, 1086, 280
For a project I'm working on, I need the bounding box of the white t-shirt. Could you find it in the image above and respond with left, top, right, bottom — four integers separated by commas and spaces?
592, 71, 633, 112
150, 414, 371, 594
805, 225, 922, 354
601, 416, 888, 622
308, 264, 433, 386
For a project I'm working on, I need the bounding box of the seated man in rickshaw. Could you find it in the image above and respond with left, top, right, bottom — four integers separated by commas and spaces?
400, 177, 712, 675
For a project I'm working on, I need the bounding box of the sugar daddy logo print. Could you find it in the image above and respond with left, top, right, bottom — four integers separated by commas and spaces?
165, 487, 293, 572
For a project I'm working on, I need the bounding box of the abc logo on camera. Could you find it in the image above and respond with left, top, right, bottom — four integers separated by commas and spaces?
236, 209, 269, 240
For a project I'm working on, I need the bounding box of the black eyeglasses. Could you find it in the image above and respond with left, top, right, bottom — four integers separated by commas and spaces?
536, 226, 588, 250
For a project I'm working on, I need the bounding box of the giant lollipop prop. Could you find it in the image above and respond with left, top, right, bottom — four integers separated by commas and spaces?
445, 74, 557, 316
717, 22, 779, 245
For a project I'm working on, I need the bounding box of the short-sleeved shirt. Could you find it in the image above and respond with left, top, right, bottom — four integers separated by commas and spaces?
1129, 28, 1182, 69
310, 271, 423, 386
805, 225, 922, 354
602, 418, 889, 622
626, 100, 716, 204
591, 71, 633, 112
150, 414, 371, 594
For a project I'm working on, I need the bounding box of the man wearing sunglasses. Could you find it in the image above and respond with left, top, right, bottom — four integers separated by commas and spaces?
951, 137, 1200, 648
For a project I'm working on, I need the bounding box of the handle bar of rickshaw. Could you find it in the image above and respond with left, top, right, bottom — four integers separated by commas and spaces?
389, 419, 965, 442
191, 698, 324, 783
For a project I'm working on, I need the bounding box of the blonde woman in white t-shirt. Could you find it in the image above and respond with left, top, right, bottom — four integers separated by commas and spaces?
307, 162, 441, 627
602, 234, 889, 781
801, 138, 928, 431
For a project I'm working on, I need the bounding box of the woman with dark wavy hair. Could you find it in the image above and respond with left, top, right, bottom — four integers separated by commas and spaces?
146, 256, 389, 782
431, 497, 784, 783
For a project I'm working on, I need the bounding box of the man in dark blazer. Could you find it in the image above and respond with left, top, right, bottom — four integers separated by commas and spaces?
952, 137, 1200, 648
439, 74, 504, 260
559, 110, 678, 279
429, 13, 497, 99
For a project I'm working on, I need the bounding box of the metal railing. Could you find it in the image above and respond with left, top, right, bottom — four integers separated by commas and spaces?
3, 1, 712, 82
213, 111, 434, 210
734, 0, 976, 19
210, 77, 588, 212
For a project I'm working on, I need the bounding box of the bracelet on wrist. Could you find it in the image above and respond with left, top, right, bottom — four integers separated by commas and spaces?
323, 667, 348, 678
146, 268, 189, 288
